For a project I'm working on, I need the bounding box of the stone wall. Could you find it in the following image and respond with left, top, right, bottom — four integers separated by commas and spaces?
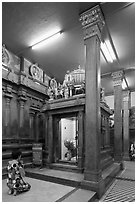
2, 45, 50, 169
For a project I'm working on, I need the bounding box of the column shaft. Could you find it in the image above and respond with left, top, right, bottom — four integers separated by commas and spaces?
78, 111, 84, 170
48, 114, 54, 163
29, 111, 35, 139
5, 97, 12, 137
84, 35, 102, 181
80, 5, 105, 197
123, 91, 130, 160
35, 113, 39, 142
112, 71, 123, 162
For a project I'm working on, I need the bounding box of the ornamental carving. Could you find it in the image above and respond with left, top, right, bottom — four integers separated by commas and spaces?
2, 44, 10, 66
112, 79, 122, 87
83, 24, 102, 41
7, 70, 18, 84
111, 70, 124, 87
29, 63, 43, 82
79, 5, 105, 33
6, 84, 12, 94
111, 70, 123, 80
18, 88, 27, 99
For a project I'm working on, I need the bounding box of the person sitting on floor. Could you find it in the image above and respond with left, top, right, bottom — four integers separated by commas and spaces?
7, 149, 31, 196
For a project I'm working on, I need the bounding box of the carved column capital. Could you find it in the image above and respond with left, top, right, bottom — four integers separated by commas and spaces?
18, 87, 27, 97
111, 70, 124, 87
5, 97, 11, 105
18, 100, 26, 108
4, 84, 13, 99
18, 87, 27, 102
29, 110, 35, 116
79, 5, 105, 41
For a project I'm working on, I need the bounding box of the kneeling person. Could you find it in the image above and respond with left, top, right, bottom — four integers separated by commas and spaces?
7, 149, 31, 196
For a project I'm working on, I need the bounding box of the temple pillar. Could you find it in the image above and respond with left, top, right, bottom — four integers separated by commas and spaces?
123, 90, 130, 160
105, 116, 110, 147
78, 111, 84, 170
47, 114, 54, 163
44, 114, 48, 149
80, 5, 105, 197
4, 85, 13, 137
111, 71, 124, 167
29, 110, 35, 139
35, 112, 40, 142
18, 88, 27, 138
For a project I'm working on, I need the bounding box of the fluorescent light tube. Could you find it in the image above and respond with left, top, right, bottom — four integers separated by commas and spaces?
32, 31, 62, 50
105, 40, 116, 61
101, 42, 113, 63
122, 79, 127, 89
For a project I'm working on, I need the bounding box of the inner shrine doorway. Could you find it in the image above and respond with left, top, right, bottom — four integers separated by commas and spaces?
53, 114, 79, 166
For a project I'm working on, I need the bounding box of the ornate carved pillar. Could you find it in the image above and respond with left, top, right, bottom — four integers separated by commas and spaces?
111, 71, 124, 164
78, 111, 84, 170
80, 5, 105, 197
4, 85, 13, 137
123, 90, 130, 160
18, 88, 27, 138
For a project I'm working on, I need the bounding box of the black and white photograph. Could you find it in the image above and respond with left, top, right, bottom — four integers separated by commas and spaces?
2, 1, 135, 202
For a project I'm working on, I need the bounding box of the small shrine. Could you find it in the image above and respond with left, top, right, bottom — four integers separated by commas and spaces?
42, 65, 113, 174
47, 66, 86, 100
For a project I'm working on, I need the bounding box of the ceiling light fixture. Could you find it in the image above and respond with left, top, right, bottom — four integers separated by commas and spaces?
105, 40, 116, 61
101, 41, 114, 63
31, 31, 63, 50
122, 78, 127, 89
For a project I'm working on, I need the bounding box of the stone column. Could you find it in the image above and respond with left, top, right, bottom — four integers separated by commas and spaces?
44, 114, 48, 149
4, 85, 13, 137
18, 88, 27, 138
29, 110, 35, 139
35, 112, 40, 142
111, 71, 124, 165
80, 5, 105, 197
123, 90, 130, 160
78, 111, 84, 170
47, 114, 54, 163
104, 116, 110, 147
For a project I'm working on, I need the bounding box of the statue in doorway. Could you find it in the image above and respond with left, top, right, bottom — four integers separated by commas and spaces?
64, 139, 77, 161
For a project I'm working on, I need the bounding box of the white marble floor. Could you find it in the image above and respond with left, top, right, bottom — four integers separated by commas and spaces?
2, 177, 74, 202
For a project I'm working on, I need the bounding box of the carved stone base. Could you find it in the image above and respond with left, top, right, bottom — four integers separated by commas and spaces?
81, 178, 105, 199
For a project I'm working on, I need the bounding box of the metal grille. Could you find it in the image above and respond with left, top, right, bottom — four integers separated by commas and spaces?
100, 178, 135, 202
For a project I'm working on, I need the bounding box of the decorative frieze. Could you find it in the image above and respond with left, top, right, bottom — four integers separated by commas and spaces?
29, 63, 43, 82
2, 45, 49, 96
7, 70, 18, 84
79, 5, 105, 28
79, 5, 105, 40
111, 70, 124, 87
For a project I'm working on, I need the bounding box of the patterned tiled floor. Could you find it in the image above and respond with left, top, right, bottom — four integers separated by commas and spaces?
100, 161, 135, 202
